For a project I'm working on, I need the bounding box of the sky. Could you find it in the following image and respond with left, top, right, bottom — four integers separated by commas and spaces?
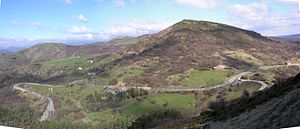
0, 0, 299, 48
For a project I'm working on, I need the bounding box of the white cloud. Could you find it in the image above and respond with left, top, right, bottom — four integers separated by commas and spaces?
10, 20, 22, 26
105, 20, 172, 37
0, 37, 36, 49
95, 0, 137, 7
32, 21, 42, 28
67, 26, 91, 34
63, 20, 171, 41
77, 14, 89, 23
278, 0, 299, 3
62, 33, 94, 40
59, 0, 72, 5
175, 0, 219, 9
277, 0, 300, 9
227, 1, 300, 35
94, 0, 104, 2
114, 0, 125, 8
0, 20, 172, 48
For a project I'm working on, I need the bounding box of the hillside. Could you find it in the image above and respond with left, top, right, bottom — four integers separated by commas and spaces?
115, 20, 299, 87
0, 47, 25, 53
0, 19, 300, 129
94, 35, 150, 45
0, 43, 131, 71
278, 34, 300, 39
1, 20, 299, 88
170, 72, 300, 129
272, 37, 300, 47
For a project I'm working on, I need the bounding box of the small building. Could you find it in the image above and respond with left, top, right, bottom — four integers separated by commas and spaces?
285, 61, 300, 66
78, 67, 83, 70
88, 60, 94, 64
48, 88, 53, 92
87, 72, 96, 76
214, 64, 228, 70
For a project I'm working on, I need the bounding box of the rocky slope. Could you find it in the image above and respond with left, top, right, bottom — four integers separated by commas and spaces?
210, 87, 300, 129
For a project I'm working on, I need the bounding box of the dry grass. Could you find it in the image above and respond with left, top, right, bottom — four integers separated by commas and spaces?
224, 50, 264, 66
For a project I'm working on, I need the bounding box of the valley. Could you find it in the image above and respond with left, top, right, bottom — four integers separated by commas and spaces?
0, 20, 300, 129
2, 0, 300, 128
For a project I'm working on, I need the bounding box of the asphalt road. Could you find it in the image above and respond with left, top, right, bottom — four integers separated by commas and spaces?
12, 64, 297, 121
13, 83, 55, 121
151, 72, 251, 93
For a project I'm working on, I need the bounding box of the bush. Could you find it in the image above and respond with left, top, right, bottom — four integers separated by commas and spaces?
129, 109, 181, 129
109, 78, 118, 85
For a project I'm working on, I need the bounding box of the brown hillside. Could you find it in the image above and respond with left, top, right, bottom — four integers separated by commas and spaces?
117, 20, 299, 87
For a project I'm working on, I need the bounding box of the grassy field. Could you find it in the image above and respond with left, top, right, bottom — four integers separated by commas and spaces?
111, 66, 144, 82
224, 82, 261, 101
21, 76, 261, 128
224, 50, 264, 66
23, 84, 197, 127
120, 93, 197, 117
45, 55, 91, 67
24, 84, 106, 121
181, 70, 229, 88
94, 37, 141, 45
24, 84, 104, 100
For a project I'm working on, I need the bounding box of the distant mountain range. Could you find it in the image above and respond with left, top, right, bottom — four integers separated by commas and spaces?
0, 47, 27, 53
272, 33, 300, 46
0, 37, 141, 71
278, 34, 300, 39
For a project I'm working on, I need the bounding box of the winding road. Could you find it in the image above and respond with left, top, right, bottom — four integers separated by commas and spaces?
12, 64, 297, 121
106, 71, 267, 94
151, 71, 262, 93
13, 83, 55, 121
139, 64, 300, 93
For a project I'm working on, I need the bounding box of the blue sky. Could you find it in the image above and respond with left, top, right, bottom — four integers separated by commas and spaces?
0, 0, 299, 48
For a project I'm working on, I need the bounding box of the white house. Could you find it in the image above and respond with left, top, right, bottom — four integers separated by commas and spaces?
214, 64, 228, 70
87, 72, 96, 76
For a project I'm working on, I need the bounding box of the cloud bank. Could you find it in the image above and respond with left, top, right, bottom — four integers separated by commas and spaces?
228, 1, 300, 36
174, 0, 219, 9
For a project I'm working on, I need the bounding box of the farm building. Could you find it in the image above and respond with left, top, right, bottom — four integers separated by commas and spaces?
213, 64, 228, 70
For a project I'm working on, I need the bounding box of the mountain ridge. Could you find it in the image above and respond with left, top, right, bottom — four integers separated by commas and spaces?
116, 19, 299, 87
0, 42, 133, 71
278, 33, 300, 39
